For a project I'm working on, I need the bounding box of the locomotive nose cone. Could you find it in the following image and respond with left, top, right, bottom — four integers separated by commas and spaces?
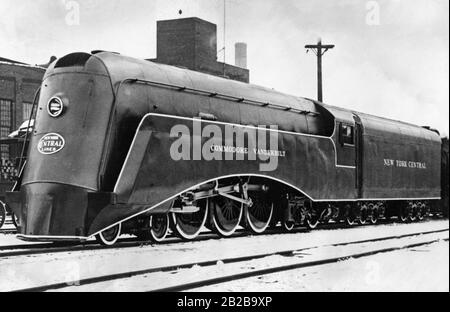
15, 183, 89, 239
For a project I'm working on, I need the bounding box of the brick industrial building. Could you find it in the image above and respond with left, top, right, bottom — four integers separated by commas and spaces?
150, 17, 249, 83
0, 57, 44, 197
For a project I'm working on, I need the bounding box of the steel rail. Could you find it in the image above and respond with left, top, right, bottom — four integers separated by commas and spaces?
0, 220, 447, 257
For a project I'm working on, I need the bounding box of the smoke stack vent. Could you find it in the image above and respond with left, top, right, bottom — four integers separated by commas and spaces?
235, 42, 247, 69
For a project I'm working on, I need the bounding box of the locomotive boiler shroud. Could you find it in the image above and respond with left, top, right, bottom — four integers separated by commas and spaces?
6, 52, 442, 241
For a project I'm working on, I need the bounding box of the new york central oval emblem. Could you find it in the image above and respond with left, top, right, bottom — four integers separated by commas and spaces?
37, 133, 65, 155
47, 97, 64, 117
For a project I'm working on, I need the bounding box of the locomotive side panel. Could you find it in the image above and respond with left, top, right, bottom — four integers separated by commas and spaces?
359, 115, 441, 199
88, 114, 355, 235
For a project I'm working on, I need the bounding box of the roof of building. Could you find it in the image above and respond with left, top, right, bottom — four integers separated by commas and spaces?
0, 56, 27, 64
0, 56, 46, 70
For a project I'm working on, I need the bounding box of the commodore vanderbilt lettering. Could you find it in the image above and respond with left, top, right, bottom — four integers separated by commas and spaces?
169, 118, 286, 172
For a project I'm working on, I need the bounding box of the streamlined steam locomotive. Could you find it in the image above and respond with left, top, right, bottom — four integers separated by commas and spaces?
5, 52, 449, 245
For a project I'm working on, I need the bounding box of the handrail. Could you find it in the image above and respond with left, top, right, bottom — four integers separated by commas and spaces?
16, 87, 40, 183
122, 78, 320, 117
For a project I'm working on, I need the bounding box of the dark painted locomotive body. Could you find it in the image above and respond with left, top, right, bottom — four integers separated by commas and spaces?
6, 52, 444, 242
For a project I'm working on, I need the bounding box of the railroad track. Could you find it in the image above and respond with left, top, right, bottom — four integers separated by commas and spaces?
0, 219, 445, 258
0, 220, 364, 256
10, 227, 449, 292
0, 219, 17, 234
0, 229, 17, 235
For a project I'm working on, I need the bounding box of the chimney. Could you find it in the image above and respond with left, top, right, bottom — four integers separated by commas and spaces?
235, 42, 247, 69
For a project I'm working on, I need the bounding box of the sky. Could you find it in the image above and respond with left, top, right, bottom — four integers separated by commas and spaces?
1, 0, 448, 135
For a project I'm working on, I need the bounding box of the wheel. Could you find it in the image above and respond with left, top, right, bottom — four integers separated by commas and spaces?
171, 199, 208, 240
359, 205, 368, 225
409, 204, 418, 222
306, 216, 320, 229
305, 202, 320, 230
283, 220, 295, 232
245, 192, 273, 234
369, 204, 379, 224
96, 223, 121, 246
417, 204, 426, 221
399, 206, 409, 222
0, 201, 6, 229
150, 214, 169, 242
137, 214, 171, 242
346, 216, 356, 226
210, 195, 243, 237
345, 204, 356, 226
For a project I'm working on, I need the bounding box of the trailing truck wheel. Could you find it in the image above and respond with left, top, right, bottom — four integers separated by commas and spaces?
245, 192, 273, 234
171, 199, 208, 240
0, 201, 5, 229
210, 195, 243, 237
283, 221, 295, 232
305, 202, 320, 230
306, 217, 320, 230
96, 223, 121, 246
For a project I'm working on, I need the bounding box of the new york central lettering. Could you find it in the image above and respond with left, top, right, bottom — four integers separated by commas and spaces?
383, 158, 427, 169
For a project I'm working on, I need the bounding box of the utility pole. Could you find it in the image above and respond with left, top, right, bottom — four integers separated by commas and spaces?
305, 39, 335, 103
223, 0, 227, 76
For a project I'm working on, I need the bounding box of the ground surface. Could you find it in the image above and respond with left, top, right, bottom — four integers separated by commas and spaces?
192, 241, 449, 292
1, 219, 448, 292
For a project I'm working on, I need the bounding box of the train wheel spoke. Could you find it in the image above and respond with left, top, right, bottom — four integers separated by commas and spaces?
245, 192, 273, 234
210, 194, 243, 237
171, 199, 208, 240
96, 223, 121, 246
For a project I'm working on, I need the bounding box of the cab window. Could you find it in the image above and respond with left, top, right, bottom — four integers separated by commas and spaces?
339, 123, 355, 146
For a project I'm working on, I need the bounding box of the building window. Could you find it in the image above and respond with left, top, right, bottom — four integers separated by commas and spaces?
23, 102, 34, 122
0, 99, 13, 159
